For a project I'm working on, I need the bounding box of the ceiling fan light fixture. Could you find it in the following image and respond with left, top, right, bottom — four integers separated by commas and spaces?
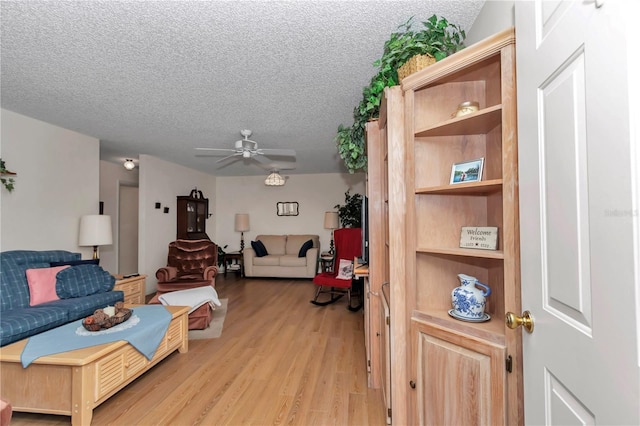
123, 159, 136, 170
265, 171, 285, 186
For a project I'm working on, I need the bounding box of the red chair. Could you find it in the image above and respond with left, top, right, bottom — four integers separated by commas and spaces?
311, 228, 362, 310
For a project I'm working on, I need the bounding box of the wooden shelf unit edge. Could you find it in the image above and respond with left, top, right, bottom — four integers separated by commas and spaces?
401, 27, 515, 91
416, 179, 502, 195
411, 309, 506, 346
415, 104, 502, 137
416, 246, 504, 259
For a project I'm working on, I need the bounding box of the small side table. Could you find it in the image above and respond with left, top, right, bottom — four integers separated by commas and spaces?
113, 274, 146, 305
320, 252, 335, 273
223, 252, 243, 277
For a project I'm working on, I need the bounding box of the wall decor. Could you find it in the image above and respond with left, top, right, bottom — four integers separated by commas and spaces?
164, 207, 169, 214
155, 202, 161, 209
450, 157, 484, 184
277, 202, 299, 216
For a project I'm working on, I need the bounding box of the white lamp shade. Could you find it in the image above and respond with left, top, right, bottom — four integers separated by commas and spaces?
78, 215, 113, 246
234, 213, 250, 232
324, 211, 339, 229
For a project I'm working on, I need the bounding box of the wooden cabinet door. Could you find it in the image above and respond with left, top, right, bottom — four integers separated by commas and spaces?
413, 318, 505, 426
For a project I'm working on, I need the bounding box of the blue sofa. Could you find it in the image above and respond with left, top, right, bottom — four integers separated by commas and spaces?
0, 250, 124, 346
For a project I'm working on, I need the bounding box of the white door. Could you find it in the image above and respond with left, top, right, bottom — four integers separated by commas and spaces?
118, 184, 139, 275
516, 1, 639, 424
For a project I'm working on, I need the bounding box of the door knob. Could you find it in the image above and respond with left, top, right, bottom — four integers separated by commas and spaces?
505, 310, 534, 333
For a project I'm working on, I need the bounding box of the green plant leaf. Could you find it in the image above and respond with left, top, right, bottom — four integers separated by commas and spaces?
335, 14, 465, 173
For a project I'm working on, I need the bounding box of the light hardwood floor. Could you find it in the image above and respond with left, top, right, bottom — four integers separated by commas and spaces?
10, 275, 386, 425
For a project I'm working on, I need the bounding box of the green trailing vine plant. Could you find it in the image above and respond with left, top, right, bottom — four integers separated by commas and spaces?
0, 158, 16, 192
336, 15, 466, 173
334, 190, 363, 228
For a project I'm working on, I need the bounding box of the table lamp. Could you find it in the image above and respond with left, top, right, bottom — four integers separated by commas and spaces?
234, 213, 250, 253
78, 215, 113, 260
324, 211, 339, 254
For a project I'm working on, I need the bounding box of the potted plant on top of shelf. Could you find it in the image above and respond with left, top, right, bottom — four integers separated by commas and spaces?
336, 15, 466, 173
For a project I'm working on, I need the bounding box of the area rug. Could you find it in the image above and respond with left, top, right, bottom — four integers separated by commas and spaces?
188, 298, 228, 340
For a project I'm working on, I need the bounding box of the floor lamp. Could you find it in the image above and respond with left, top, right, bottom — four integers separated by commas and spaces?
324, 211, 339, 255
235, 213, 250, 253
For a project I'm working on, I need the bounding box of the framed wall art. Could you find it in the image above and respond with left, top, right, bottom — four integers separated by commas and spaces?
276, 202, 299, 216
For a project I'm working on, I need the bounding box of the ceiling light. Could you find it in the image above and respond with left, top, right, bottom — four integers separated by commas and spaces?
123, 159, 135, 170
265, 171, 285, 186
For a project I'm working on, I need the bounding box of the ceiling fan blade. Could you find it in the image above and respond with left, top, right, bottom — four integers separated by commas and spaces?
257, 148, 296, 157
251, 154, 272, 164
196, 152, 234, 157
257, 162, 297, 171
195, 147, 237, 152
216, 153, 242, 163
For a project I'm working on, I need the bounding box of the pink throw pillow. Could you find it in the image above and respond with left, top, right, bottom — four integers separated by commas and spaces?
26, 265, 70, 306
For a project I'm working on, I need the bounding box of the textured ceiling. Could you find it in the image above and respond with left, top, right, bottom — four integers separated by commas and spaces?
1, 0, 484, 176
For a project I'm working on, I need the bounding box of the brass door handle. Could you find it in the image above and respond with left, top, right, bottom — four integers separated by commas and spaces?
505, 310, 534, 333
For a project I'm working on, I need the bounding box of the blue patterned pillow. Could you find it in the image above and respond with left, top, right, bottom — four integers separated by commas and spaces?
55, 265, 115, 298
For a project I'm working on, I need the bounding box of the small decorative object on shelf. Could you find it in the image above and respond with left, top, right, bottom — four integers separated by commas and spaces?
450, 157, 484, 184
450, 274, 491, 322
459, 226, 498, 250
453, 101, 480, 118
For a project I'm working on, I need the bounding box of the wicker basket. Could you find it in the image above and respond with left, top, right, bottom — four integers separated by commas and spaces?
82, 308, 132, 331
397, 54, 436, 81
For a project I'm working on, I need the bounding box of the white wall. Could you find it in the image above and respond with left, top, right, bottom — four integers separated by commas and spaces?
0, 109, 99, 257
138, 154, 217, 295
466, 1, 515, 45
99, 160, 139, 274
214, 173, 365, 255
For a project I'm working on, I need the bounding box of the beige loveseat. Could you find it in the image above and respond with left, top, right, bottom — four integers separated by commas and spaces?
243, 234, 320, 278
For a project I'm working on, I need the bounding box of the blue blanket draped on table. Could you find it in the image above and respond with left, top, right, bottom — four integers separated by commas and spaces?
21, 305, 172, 367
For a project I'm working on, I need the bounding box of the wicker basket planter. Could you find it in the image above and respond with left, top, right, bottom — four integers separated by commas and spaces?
397, 54, 436, 80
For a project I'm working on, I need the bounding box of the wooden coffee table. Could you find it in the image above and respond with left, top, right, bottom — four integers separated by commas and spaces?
0, 305, 189, 425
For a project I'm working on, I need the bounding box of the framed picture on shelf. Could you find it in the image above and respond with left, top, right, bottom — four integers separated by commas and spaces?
450, 157, 484, 184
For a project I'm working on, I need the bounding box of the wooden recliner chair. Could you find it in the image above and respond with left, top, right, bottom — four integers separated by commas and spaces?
310, 228, 362, 311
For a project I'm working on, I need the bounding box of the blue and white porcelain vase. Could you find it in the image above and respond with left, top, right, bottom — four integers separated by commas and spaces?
451, 274, 491, 319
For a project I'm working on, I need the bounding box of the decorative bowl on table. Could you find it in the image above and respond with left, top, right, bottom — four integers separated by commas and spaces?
82, 302, 132, 332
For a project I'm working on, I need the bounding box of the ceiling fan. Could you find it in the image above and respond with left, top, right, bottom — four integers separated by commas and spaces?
195, 129, 296, 165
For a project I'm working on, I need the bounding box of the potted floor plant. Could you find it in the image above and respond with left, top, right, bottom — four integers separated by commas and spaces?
337, 15, 466, 173
335, 190, 363, 228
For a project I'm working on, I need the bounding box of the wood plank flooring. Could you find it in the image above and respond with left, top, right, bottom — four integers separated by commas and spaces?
9, 275, 386, 425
